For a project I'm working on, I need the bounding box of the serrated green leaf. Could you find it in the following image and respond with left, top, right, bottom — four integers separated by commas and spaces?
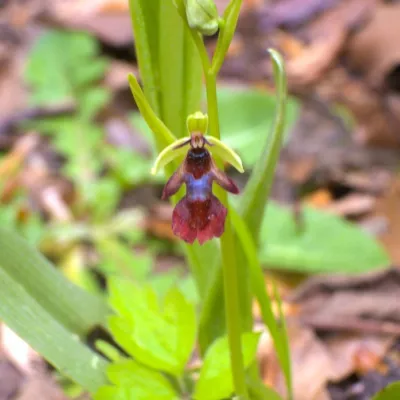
372, 382, 400, 400
260, 202, 389, 273
194, 332, 261, 400
108, 280, 196, 375
103, 359, 178, 399
164, 287, 197, 368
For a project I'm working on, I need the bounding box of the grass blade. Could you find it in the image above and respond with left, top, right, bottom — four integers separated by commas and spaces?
129, 0, 161, 114
0, 267, 108, 393
239, 49, 287, 239
230, 208, 292, 398
0, 228, 109, 335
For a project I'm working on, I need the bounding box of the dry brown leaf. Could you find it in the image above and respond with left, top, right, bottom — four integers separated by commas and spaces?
374, 179, 400, 265
289, 268, 400, 334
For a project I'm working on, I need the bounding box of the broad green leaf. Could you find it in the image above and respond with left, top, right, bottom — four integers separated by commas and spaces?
96, 385, 177, 400
260, 202, 389, 273
230, 207, 292, 397
218, 86, 299, 167
194, 332, 261, 400
0, 228, 109, 334
0, 264, 108, 393
164, 288, 197, 367
96, 359, 178, 400
372, 382, 400, 400
108, 280, 196, 375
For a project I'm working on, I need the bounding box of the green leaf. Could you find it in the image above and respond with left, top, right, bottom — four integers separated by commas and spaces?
25, 30, 108, 106
96, 238, 152, 281
218, 86, 299, 167
260, 202, 389, 273
247, 377, 283, 400
212, 0, 243, 74
129, 0, 202, 138
239, 49, 288, 240
104, 147, 154, 186
129, 0, 162, 115
0, 228, 109, 334
372, 382, 400, 400
0, 268, 108, 393
108, 280, 196, 375
159, 0, 202, 137
80, 87, 111, 121
85, 178, 121, 222
230, 207, 292, 397
95, 359, 178, 400
128, 74, 177, 150
194, 332, 261, 400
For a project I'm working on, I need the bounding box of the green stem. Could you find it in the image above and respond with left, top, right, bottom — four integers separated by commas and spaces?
187, 15, 249, 398
204, 68, 248, 399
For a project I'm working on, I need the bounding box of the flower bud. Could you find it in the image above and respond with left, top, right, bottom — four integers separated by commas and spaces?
185, 0, 219, 36
187, 111, 209, 134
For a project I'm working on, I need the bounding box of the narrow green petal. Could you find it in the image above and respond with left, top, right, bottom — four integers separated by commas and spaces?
206, 136, 244, 173
151, 137, 190, 175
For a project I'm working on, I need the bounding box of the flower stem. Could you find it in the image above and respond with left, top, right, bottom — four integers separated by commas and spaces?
205, 69, 249, 400
190, 24, 249, 400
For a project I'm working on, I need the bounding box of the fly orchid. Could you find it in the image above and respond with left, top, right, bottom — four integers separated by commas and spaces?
151, 112, 244, 244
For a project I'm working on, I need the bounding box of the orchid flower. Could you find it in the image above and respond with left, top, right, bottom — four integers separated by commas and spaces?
152, 112, 244, 244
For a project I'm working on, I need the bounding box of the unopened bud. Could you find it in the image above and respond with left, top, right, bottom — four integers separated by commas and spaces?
185, 0, 219, 36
